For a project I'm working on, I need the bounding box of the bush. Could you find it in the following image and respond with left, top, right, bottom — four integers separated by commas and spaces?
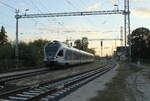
18, 42, 37, 67
0, 43, 15, 71
0, 39, 50, 72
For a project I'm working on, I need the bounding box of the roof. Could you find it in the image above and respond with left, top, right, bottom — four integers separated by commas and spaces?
50, 41, 94, 56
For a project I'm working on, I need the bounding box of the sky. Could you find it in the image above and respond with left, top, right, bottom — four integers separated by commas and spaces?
0, 0, 150, 56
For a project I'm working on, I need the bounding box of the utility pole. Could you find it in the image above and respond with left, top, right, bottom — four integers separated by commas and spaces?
124, 0, 131, 59
15, 9, 19, 68
120, 26, 123, 46
101, 41, 103, 57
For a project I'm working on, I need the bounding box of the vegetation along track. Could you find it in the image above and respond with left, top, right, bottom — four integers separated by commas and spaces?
0, 63, 116, 101
0, 68, 49, 86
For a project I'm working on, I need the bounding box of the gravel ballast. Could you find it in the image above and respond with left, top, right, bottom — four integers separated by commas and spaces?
7, 61, 106, 86
60, 63, 118, 101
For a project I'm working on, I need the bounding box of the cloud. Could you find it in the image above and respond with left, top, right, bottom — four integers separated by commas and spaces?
132, 7, 150, 17
84, 3, 101, 11
19, 2, 26, 6
108, 0, 118, 2
38, 26, 100, 35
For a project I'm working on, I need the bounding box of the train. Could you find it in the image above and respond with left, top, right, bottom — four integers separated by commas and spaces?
43, 40, 94, 67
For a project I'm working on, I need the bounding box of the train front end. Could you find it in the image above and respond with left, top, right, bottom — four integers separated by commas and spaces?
43, 41, 61, 66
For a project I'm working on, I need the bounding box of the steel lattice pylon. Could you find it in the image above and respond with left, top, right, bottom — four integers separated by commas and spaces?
124, 0, 131, 57
15, 10, 124, 18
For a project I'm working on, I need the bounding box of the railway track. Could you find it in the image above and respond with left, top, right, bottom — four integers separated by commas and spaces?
0, 68, 49, 86
0, 63, 116, 101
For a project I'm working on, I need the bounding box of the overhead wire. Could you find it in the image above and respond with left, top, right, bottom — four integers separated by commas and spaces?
80, 0, 106, 24
65, 0, 97, 30
0, 1, 16, 11
38, 0, 56, 23
0, 21, 14, 28
15, 0, 46, 36
22, 0, 54, 31
29, 0, 57, 25
21, 0, 41, 24
68, 0, 100, 34
79, 0, 100, 27
65, 0, 79, 11
38, 0, 50, 12
37, 0, 76, 35
30, 0, 42, 13
0, 1, 17, 28
22, 0, 66, 36
64, 0, 89, 34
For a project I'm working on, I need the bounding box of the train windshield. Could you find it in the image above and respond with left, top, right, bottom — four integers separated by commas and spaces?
45, 43, 60, 57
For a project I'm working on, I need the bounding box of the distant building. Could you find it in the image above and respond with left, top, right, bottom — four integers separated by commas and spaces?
116, 46, 128, 60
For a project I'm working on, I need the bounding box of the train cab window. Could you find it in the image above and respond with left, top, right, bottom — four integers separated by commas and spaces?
58, 50, 63, 57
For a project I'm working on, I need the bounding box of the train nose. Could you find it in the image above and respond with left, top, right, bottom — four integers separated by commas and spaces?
44, 56, 53, 61
48, 56, 55, 60
44, 56, 55, 66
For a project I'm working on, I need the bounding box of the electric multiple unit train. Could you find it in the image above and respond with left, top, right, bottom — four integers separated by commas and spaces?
43, 41, 94, 67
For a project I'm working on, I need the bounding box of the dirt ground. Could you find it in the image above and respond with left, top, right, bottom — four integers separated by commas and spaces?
82, 61, 150, 101
126, 63, 150, 101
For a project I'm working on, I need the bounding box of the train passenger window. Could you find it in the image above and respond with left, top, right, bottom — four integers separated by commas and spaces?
65, 50, 72, 60
72, 52, 76, 60
65, 50, 68, 60
58, 50, 63, 57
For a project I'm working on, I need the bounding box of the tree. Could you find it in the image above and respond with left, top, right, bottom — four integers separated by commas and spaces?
0, 42, 13, 70
17, 39, 50, 67
74, 37, 95, 55
74, 37, 89, 51
87, 48, 96, 55
29, 39, 50, 64
74, 39, 82, 49
0, 26, 8, 46
82, 37, 88, 50
130, 27, 150, 61
18, 42, 36, 66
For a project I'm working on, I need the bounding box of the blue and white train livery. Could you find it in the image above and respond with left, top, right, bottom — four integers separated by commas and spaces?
43, 41, 94, 67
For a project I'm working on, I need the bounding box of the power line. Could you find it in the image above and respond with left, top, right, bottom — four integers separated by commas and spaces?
79, 0, 101, 26
38, 0, 55, 23
30, 0, 42, 13
21, 0, 46, 28
29, 0, 56, 25
0, 21, 14, 28
0, 1, 16, 11
38, 0, 50, 12
65, 0, 97, 29
65, 0, 79, 11
38, 0, 75, 35
0, 1, 16, 28
20, 0, 67, 36
38, 0, 58, 13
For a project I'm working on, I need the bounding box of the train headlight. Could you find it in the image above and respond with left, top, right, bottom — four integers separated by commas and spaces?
54, 56, 59, 58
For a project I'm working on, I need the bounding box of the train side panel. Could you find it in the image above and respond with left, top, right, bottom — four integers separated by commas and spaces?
43, 41, 94, 67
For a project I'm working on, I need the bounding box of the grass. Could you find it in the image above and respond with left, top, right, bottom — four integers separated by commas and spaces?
131, 62, 150, 79
140, 62, 150, 79
90, 61, 142, 101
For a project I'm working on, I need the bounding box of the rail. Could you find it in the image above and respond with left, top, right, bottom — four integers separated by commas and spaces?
0, 63, 116, 101
0, 68, 49, 85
